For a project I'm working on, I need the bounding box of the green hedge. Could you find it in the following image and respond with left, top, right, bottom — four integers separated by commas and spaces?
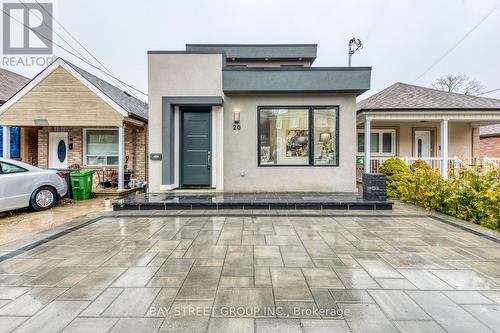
379, 158, 500, 231
378, 158, 410, 198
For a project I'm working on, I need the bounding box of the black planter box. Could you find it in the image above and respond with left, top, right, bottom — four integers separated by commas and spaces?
363, 173, 387, 201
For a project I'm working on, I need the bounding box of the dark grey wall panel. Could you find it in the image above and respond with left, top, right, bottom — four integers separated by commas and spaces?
223, 67, 371, 95
161, 98, 175, 185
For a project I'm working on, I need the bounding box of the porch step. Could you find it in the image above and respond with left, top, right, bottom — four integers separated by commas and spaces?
113, 193, 392, 211
94, 188, 143, 198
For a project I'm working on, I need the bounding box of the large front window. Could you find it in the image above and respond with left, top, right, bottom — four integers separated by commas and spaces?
84, 129, 119, 166
357, 129, 395, 155
258, 107, 338, 166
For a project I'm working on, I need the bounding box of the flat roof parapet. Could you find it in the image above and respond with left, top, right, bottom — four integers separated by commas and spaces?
185, 44, 317, 62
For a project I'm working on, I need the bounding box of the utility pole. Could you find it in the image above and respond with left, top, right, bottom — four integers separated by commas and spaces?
348, 38, 363, 67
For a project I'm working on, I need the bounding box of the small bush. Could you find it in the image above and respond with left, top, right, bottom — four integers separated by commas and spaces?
401, 166, 500, 231
377, 157, 499, 231
402, 167, 446, 210
378, 158, 411, 199
410, 159, 431, 172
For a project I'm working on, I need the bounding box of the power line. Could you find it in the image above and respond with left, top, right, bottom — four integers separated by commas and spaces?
16, 0, 87, 64
412, 1, 500, 83
478, 87, 500, 96
1, 8, 147, 97
17, 0, 138, 98
29, 0, 138, 99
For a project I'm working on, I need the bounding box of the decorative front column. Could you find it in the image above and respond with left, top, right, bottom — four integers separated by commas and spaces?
118, 126, 125, 190
364, 119, 371, 173
440, 119, 449, 179
2, 126, 10, 159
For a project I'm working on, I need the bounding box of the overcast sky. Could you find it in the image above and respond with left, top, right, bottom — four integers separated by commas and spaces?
5, 0, 500, 101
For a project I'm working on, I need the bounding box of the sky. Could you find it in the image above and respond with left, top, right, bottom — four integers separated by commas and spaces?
3, 0, 500, 101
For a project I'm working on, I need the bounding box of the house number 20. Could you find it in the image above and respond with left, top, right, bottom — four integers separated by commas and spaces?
233, 124, 241, 130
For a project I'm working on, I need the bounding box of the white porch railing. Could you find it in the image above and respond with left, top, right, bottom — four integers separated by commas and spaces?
356, 156, 477, 181
482, 156, 500, 173
483, 156, 500, 167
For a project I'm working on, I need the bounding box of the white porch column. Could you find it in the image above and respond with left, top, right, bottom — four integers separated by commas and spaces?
118, 126, 125, 190
2, 126, 10, 159
364, 119, 371, 173
440, 119, 448, 179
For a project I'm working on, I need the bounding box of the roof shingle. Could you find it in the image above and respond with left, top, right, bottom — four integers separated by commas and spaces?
65, 60, 148, 121
0, 68, 30, 103
357, 82, 500, 111
480, 124, 500, 136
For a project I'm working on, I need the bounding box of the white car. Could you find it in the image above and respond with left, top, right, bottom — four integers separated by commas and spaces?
0, 158, 68, 212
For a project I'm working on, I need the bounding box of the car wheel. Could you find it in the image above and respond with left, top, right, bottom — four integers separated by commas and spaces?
30, 186, 57, 211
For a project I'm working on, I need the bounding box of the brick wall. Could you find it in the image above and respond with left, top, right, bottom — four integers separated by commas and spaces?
27, 128, 38, 165
123, 124, 147, 180
134, 124, 147, 181
68, 127, 83, 167
480, 136, 500, 157
125, 126, 135, 174
37, 130, 48, 168
37, 127, 83, 168
36, 125, 148, 187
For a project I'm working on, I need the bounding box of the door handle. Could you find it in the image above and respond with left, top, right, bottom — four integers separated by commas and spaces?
207, 151, 211, 170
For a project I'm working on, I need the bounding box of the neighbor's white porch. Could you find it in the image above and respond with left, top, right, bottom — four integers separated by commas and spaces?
357, 110, 500, 179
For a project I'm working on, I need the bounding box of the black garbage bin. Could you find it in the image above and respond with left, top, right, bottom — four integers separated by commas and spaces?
49, 168, 72, 199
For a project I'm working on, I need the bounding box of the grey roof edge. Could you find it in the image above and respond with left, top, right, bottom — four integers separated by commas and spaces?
480, 124, 500, 136
395, 82, 500, 102
185, 44, 318, 63
63, 58, 148, 122
147, 50, 226, 55
162, 96, 224, 105
223, 66, 371, 71
357, 82, 500, 111
480, 133, 500, 138
225, 89, 370, 95
223, 67, 370, 96
186, 43, 318, 47
357, 108, 500, 114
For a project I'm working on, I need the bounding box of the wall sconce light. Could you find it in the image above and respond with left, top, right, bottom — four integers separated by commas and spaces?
233, 109, 241, 124
233, 109, 241, 131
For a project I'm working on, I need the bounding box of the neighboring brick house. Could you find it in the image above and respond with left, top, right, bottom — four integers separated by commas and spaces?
0, 68, 30, 158
0, 58, 148, 192
480, 124, 500, 158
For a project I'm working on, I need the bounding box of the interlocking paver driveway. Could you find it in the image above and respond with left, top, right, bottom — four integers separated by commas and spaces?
0, 206, 499, 333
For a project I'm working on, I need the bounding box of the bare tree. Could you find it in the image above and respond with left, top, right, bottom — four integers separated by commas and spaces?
431, 74, 485, 95
463, 79, 485, 96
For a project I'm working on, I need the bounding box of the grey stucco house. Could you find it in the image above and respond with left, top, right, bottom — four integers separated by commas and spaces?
147, 44, 371, 192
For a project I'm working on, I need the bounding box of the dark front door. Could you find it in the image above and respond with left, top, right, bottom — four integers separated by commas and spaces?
181, 109, 212, 186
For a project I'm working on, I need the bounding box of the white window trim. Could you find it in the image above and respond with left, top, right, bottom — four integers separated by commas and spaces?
357, 129, 396, 156
83, 128, 119, 167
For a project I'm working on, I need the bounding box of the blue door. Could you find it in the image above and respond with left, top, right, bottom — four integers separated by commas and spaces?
0, 127, 20, 158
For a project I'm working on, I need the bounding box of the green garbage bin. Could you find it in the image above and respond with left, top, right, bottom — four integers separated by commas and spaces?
70, 170, 95, 200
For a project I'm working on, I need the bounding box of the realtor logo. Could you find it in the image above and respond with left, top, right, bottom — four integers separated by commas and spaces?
2, 2, 53, 55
